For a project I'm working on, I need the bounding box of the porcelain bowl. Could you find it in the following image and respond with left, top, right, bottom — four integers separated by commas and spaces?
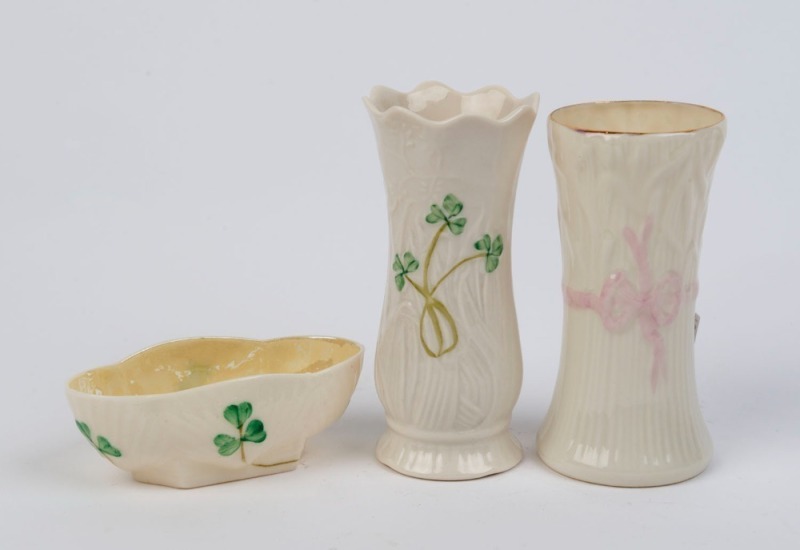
66, 336, 364, 488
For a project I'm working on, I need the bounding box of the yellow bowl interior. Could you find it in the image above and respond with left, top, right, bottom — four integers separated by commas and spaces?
69, 337, 361, 396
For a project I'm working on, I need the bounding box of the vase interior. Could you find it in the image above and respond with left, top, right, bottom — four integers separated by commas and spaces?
368, 83, 535, 122
550, 100, 724, 134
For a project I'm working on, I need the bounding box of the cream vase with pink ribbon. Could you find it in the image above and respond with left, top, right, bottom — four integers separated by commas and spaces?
538, 101, 726, 487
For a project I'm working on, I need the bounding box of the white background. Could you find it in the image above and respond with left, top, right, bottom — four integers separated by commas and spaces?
1, 1, 798, 548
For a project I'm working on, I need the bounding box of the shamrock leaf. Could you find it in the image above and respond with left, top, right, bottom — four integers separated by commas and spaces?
403, 252, 419, 273
395, 273, 405, 291
76, 421, 92, 441
475, 234, 504, 273
426, 204, 446, 224
448, 217, 466, 235
242, 419, 267, 443
75, 421, 123, 458
214, 434, 241, 456
223, 402, 253, 429
491, 235, 504, 256
392, 252, 419, 291
214, 403, 268, 461
475, 234, 491, 252
442, 193, 463, 216
96, 436, 122, 457
426, 194, 467, 234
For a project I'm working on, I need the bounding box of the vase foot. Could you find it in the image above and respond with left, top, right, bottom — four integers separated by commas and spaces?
536, 436, 711, 487
376, 428, 522, 481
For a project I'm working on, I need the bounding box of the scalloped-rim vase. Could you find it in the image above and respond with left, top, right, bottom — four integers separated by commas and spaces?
538, 101, 726, 487
364, 82, 539, 480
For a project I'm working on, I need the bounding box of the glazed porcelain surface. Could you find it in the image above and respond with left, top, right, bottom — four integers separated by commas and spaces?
66, 336, 363, 488
365, 82, 538, 480
538, 101, 726, 487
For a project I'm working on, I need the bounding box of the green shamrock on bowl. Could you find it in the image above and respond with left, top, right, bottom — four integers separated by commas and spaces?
76, 420, 122, 458
213, 402, 267, 462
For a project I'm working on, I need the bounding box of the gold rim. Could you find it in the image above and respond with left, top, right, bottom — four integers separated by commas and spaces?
549, 100, 725, 135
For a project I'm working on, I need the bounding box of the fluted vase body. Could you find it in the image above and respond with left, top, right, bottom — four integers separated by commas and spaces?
538, 101, 726, 487
365, 82, 538, 480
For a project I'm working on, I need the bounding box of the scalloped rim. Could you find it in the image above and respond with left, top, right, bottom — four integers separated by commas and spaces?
364, 81, 540, 127
66, 335, 365, 400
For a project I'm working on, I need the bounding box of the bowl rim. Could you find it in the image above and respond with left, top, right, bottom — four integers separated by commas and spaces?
65, 335, 365, 400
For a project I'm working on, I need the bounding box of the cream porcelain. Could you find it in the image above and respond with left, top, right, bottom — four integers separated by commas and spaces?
365, 82, 538, 480
538, 101, 726, 487
66, 336, 363, 488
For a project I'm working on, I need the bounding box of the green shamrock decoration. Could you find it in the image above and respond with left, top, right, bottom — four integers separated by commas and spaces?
213, 402, 267, 462
425, 194, 467, 235
75, 420, 122, 458
474, 234, 504, 273
393, 252, 419, 290
393, 193, 503, 358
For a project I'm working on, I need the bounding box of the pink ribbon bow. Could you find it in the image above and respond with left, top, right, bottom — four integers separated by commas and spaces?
565, 219, 682, 390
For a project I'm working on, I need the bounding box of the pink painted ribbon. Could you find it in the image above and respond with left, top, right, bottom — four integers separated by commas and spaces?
565, 219, 682, 390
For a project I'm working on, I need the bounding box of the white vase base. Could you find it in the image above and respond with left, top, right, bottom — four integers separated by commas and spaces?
376, 428, 522, 481
537, 447, 711, 488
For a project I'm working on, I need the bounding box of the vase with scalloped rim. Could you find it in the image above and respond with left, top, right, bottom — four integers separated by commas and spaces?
538, 100, 726, 487
364, 82, 539, 480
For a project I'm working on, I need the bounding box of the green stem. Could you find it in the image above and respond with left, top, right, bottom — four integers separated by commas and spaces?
404, 274, 426, 295
426, 302, 445, 355
418, 298, 459, 358
423, 224, 448, 291
430, 253, 485, 295
419, 304, 436, 358
253, 459, 299, 469
432, 300, 459, 356
239, 426, 246, 463
405, 220, 481, 359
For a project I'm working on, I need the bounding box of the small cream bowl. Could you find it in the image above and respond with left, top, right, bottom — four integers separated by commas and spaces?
66, 336, 363, 488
